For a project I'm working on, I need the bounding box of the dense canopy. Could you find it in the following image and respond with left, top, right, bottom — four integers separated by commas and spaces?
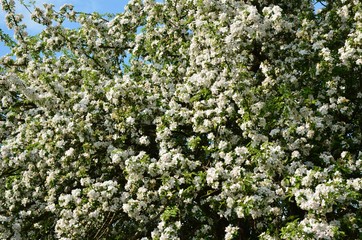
0, 0, 361, 239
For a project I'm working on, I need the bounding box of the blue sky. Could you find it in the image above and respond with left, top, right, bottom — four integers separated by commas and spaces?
0, 0, 130, 56
1, 1, 324, 57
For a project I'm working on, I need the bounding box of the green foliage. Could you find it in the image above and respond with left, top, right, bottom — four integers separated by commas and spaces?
0, 0, 362, 239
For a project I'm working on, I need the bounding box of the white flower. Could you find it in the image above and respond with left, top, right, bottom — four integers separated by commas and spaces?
139, 136, 150, 145
291, 151, 301, 159
64, 148, 75, 157
206, 168, 218, 185
235, 146, 248, 156
87, 189, 99, 200
225, 225, 239, 240
126, 117, 135, 125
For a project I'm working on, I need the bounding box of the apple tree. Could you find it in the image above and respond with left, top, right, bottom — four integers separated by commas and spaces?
0, 0, 361, 239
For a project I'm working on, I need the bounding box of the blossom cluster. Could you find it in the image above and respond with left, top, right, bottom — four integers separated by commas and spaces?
0, 0, 361, 239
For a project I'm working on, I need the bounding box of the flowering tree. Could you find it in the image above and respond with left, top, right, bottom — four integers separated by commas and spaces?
1, 0, 361, 239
